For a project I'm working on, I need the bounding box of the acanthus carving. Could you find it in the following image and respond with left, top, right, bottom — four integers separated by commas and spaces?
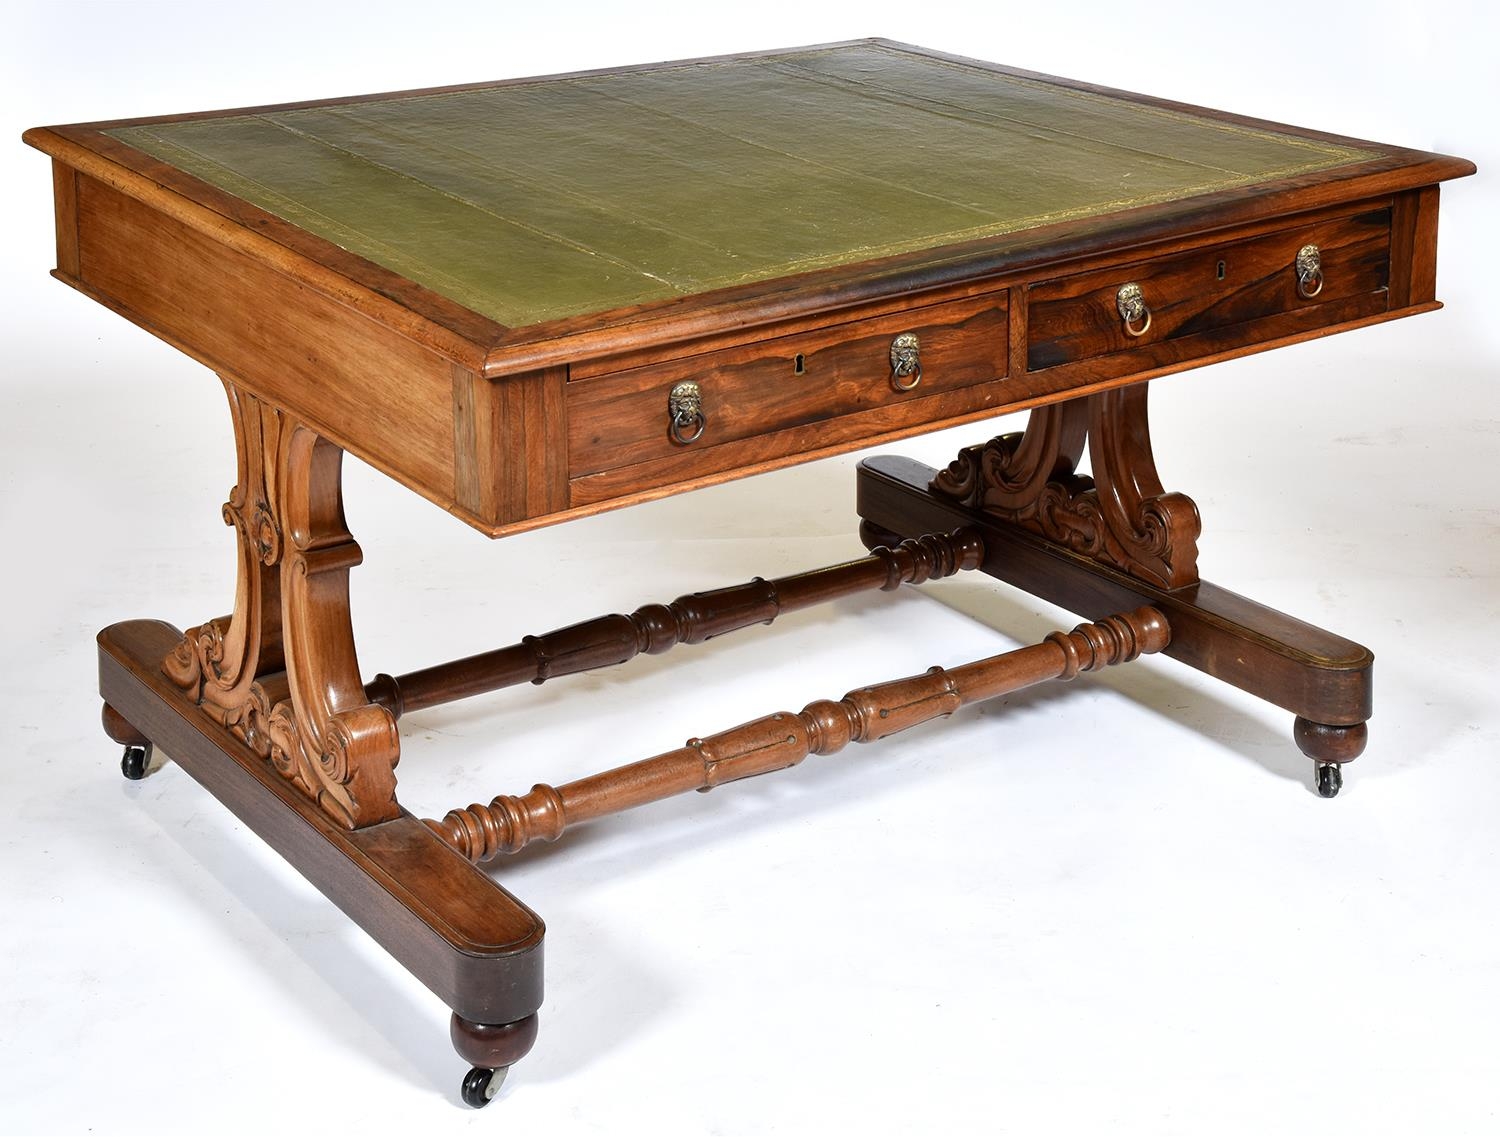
932, 386, 1200, 589
161, 377, 399, 829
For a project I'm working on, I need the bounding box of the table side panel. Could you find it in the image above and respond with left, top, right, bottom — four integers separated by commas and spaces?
72, 174, 460, 516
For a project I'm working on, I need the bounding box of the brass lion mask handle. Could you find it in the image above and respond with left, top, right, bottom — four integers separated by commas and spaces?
1296, 244, 1324, 299
1116, 282, 1152, 337
667, 381, 706, 445
890, 332, 922, 391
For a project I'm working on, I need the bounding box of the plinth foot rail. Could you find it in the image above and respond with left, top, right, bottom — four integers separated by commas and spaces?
425, 606, 1171, 863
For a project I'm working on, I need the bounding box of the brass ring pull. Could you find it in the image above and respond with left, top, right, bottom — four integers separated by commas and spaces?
1296, 244, 1324, 299
667, 381, 705, 445
890, 332, 922, 391
1116, 282, 1152, 337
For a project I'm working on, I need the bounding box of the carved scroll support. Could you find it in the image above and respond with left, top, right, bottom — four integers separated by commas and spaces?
425, 606, 1170, 863
161, 377, 399, 829
932, 385, 1200, 589
368, 528, 986, 719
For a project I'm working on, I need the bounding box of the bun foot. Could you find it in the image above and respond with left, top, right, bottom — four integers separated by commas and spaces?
1293, 717, 1366, 798
461, 1064, 507, 1108
451, 1011, 538, 1108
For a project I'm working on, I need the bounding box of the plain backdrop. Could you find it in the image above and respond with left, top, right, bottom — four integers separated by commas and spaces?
2, 2, 1497, 1134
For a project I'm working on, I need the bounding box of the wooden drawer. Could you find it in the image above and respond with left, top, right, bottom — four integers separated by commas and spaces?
1027, 209, 1392, 374
568, 291, 1008, 478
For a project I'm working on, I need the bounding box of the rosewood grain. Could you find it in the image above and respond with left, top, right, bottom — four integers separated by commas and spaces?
568, 291, 1009, 475
931, 384, 1200, 589
858, 454, 1373, 727
70, 175, 462, 521
1026, 209, 1391, 373
97, 619, 544, 1026
425, 607, 1170, 863
368, 529, 984, 719
22, 39, 1471, 1108
163, 378, 400, 829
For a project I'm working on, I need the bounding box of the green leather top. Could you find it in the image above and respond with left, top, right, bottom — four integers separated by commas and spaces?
108, 43, 1368, 329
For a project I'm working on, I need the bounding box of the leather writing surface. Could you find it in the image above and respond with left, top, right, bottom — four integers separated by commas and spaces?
108, 43, 1368, 329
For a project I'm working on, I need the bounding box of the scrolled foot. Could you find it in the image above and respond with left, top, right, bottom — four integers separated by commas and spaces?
1315, 763, 1343, 798
120, 744, 153, 781
1293, 717, 1366, 798
461, 1065, 508, 1108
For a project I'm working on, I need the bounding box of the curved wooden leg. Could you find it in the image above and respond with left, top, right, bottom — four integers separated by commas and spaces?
161, 376, 399, 829
930, 386, 1198, 589
1294, 717, 1368, 798
451, 1012, 540, 1108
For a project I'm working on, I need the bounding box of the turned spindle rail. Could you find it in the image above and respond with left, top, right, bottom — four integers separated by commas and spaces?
366, 528, 986, 718
424, 606, 1172, 863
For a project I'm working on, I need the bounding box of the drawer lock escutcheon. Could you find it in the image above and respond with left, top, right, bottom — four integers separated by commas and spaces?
667, 381, 706, 445
1116, 282, 1152, 337
1296, 244, 1324, 299
890, 332, 922, 391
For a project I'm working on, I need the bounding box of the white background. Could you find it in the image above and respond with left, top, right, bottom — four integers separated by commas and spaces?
2, 2, 1497, 1134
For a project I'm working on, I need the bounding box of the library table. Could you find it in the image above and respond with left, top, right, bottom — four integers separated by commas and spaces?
24, 40, 1473, 1106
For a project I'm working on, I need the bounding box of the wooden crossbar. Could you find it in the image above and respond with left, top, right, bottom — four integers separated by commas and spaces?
367, 528, 985, 719
424, 607, 1171, 863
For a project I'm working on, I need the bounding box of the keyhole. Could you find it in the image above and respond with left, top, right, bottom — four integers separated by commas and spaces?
1216, 260, 1227, 281
793, 353, 806, 375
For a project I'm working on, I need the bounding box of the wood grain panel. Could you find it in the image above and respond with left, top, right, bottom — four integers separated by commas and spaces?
1389, 185, 1441, 308
74, 175, 460, 515
1028, 209, 1391, 372
570, 292, 1007, 475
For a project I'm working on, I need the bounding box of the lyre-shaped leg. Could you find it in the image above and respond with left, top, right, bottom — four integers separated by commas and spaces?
932, 384, 1200, 589
161, 377, 399, 828
863, 381, 1370, 796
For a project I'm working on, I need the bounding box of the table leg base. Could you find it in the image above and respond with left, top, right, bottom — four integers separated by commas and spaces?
97, 618, 546, 1098
856, 454, 1373, 792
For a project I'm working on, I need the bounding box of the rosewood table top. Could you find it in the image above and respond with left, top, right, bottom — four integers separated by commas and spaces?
23, 40, 1474, 538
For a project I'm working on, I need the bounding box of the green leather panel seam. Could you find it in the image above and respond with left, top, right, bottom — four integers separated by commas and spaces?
106, 44, 1371, 329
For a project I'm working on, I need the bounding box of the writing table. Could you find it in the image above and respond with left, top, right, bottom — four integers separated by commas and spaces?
24, 39, 1474, 1106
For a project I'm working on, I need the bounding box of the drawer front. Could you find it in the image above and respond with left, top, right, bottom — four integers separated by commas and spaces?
568, 292, 1008, 477
1027, 209, 1391, 372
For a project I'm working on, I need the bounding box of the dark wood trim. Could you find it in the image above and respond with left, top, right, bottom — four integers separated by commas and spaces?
856, 455, 1372, 725
97, 619, 545, 1025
